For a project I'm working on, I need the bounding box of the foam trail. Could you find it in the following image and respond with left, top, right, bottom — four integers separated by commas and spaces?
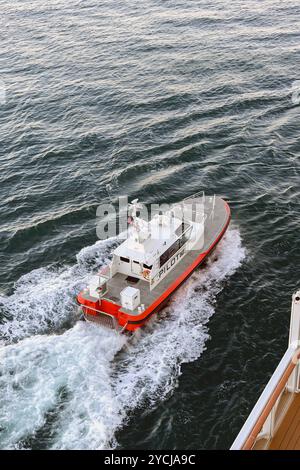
0, 322, 126, 450
113, 228, 246, 410
0, 236, 119, 344
0, 228, 246, 449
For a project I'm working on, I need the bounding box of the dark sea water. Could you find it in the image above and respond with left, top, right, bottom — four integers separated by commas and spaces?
0, 0, 299, 450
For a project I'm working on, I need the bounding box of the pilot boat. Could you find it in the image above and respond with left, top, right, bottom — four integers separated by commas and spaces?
77, 193, 231, 332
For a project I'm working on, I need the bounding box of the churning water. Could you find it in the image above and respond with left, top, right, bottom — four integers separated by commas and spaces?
0, 230, 245, 449
0, 0, 299, 449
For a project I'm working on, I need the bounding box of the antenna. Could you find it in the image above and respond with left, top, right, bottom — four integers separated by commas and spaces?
128, 198, 146, 243
129, 199, 143, 218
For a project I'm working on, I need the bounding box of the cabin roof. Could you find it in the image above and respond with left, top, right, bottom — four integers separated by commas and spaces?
114, 215, 186, 264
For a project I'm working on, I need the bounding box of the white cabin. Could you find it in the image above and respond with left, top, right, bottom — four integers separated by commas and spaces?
107, 201, 204, 291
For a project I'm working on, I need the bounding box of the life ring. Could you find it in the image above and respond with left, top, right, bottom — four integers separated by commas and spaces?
142, 269, 150, 280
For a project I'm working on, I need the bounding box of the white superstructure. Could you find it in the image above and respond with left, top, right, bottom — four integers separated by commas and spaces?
109, 198, 205, 290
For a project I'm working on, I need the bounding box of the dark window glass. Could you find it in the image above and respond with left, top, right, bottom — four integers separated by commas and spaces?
120, 256, 130, 263
133, 260, 139, 264
179, 233, 188, 247
175, 222, 190, 237
179, 226, 192, 247
143, 263, 153, 270
159, 239, 180, 268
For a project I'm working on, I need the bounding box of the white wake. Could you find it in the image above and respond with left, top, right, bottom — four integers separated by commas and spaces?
0, 228, 246, 449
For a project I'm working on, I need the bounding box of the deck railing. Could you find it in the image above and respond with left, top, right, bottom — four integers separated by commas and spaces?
183, 191, 205, 202
231, 291, 300, 450
231, 346, 300, 450
98, 265, 111, 279
79, 302, 120, 330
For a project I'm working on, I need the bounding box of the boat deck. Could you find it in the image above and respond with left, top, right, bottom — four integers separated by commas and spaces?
268, 393, 300, 450
105, 196, 229, 316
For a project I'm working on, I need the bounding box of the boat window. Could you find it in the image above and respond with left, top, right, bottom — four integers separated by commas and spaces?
179, 225, 192, 247
120, 256, 130, 263
133, 260, 139, 264
179, 232, 188, 247
159, 239, 180, 268
143, 263, 152, 270
175, 222, 190, 237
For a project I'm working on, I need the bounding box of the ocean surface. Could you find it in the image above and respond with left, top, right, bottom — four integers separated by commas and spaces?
0, 0, 299, 450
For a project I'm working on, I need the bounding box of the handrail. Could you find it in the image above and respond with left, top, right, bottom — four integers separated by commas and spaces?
80, 303, 123, 331
98, 265, 110, 279
183, 191, 205, 202
231, 346, 300, 450
79, 303, 115, 319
